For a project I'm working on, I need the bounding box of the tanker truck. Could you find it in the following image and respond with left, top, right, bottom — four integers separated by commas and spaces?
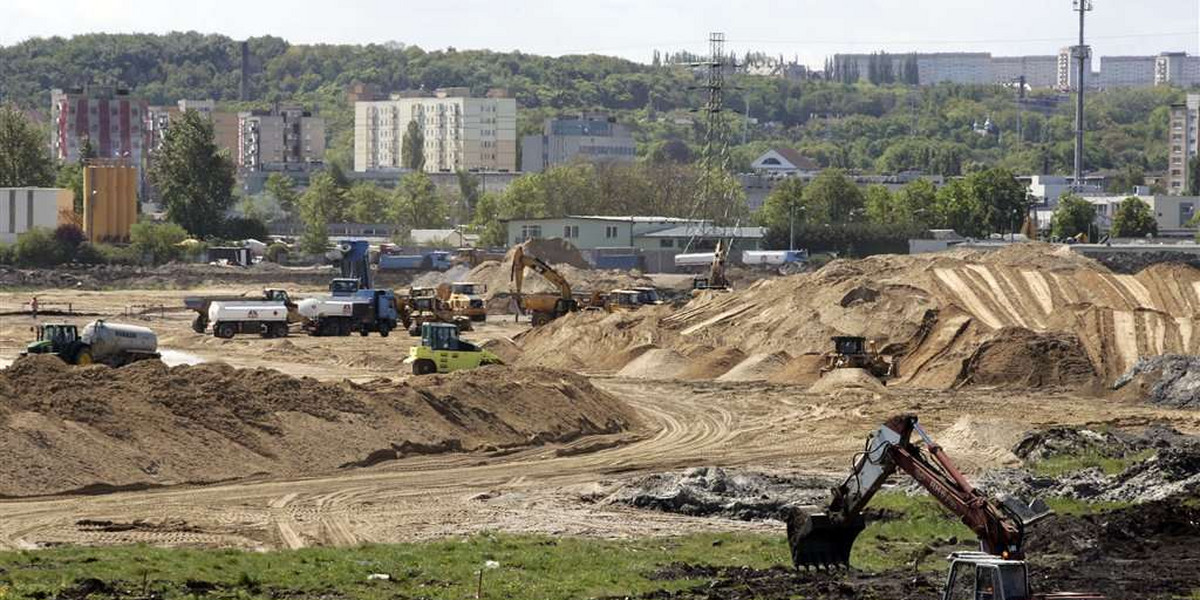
22, 320, 159, 367
208, 301, 290, 339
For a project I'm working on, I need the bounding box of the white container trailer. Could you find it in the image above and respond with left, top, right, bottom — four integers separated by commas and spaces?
80, 321, 159, 363
208, 301, 290, 339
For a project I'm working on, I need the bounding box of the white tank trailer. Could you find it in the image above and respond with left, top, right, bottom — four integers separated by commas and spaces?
208, 301, 290, 339
80, 321, 159, 363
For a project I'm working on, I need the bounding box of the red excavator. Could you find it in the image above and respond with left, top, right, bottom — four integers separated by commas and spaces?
788, 414, 1103, 600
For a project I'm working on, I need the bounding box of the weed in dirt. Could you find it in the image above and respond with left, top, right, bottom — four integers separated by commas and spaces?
1030, 449, 1155, 477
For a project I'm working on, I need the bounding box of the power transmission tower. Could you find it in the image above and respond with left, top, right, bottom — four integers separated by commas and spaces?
685, 32, 736, 251
1072, 0, 1093, 189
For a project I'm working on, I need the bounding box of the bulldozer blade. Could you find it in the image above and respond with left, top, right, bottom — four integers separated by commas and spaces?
786, 509, 865, 569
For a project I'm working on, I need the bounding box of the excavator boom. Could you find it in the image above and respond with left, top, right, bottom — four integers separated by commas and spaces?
787, 414, 1047, 569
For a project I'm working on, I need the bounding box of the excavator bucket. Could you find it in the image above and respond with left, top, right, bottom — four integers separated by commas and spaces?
786, 509, 865, 569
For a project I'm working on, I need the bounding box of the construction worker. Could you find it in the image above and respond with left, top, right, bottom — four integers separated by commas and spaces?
30, 296, 38, 320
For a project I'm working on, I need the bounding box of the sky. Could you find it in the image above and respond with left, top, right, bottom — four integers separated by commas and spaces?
4, 0, 1199, 68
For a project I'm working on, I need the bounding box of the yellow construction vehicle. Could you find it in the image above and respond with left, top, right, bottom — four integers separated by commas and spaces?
511, 242, 579, 326
691, 240, 732, 293
819, 335, 898, 381
406, 322, 503, 375
404, 287, 472, 336
437, 281, 488, 322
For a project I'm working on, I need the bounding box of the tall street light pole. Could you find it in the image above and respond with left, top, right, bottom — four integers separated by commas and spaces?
1073, 0, 1093, 189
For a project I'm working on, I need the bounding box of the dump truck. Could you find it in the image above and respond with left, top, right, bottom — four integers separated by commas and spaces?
22, 320, 159, 366
406, 322, 503, 375
438, 281, 488, 322
208, 301, 290, 339
298, 281, 399, 337
820, 335, 898, 381
184, 288, 298, 333
786, 415, 1101, 600
510, 242, 578, 326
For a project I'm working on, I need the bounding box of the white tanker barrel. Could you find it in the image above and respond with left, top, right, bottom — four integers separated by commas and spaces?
80, 320, 158, 359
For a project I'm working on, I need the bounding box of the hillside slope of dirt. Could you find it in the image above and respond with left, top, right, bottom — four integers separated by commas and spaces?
517, 243, 1200, 389
0, 357, 641, 497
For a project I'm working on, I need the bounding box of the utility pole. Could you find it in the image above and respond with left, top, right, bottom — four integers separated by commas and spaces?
1072, 0, 1092, 189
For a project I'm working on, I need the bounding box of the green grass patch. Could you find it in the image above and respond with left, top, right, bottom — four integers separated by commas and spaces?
1029, 449, 1153, 478
0, 533, 790, 600
850, 492, 973, 572
1043, 496, 1132, 516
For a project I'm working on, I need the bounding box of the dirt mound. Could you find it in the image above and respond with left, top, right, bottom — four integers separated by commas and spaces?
956, 328, 1097, 388
675, 347, 747, 380
768, 353, 826, 385
604, 467, 832, 521
616, 348, 689, 379
1114, 355, 1200, 408
0, 356, 640, 497
806, 368, 887, 394
518, 242, 1200, 390
716, 351, 792, 382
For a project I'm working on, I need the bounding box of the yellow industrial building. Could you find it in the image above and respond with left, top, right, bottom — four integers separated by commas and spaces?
82, 161, 138, 243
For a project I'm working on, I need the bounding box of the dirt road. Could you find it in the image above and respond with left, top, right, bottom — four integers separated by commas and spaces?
0, 371, 1194, 550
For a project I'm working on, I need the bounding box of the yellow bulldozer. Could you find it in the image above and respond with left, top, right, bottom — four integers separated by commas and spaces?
819, 336, 898, 382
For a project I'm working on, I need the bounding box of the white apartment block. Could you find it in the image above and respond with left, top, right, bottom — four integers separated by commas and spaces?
1156, 52, 1200, 87
354, 88, 517, 173
914, 53, 992, 84
991, 56, 1058, 88
1099, 56, 1157, 88
1166, 94, 1200, 195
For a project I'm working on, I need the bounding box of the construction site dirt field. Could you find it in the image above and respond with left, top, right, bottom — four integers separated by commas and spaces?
0, 245, 1198, 589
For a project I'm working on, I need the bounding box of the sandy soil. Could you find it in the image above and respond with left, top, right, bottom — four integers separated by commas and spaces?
0, 253, 1198, 551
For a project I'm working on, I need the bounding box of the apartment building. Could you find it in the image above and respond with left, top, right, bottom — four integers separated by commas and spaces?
915, 53, 993, 85
520, 113, 636, 173
237, 104, 325, 172
1166, 94, 1200, 195
991, 56, 1058, 88
1156, 52, 1200, 87
1099, 55, 1157, 88
50, 86, 149, 166
354, 88, 517, 173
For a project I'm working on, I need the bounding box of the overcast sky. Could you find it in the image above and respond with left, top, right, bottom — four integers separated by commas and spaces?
5, 0, 1199, 67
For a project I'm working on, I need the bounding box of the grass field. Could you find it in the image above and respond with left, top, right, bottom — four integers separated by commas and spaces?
0, 493, 1126, 600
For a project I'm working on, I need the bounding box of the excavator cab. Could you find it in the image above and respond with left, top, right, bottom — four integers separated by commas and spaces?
943, 553, 1032, 600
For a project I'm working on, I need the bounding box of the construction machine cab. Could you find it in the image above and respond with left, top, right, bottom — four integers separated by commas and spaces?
943, 553, 1032, 600
420, 322, 474, 352
32, 323, 79, 352
329, 278, 360, 296
630, 287, 663, 305
833, 336, 867, 356
263, 288, 291, 304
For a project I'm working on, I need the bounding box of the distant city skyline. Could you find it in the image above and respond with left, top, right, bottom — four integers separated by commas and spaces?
4, 0, 1199, 69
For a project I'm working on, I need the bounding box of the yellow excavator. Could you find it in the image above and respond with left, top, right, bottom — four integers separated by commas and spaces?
691, 240, 732, 293
511, 242, 578, 327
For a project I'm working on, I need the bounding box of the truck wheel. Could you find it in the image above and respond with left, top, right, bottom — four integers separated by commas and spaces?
215, 322, 236, 339
472, 314, 486, 322
192, 314, 208, 333
412, 359, 437, 375
379, 324, 391, 338
531, 313, 550, 327
359, 328, 369, 337
271, 322, 289, 338
338, 320, 353, 336
75, 349, 94, 366
408, 325, 421, 337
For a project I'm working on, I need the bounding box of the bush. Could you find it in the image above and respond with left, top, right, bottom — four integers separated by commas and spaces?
130, 221, 188, 265
222, 216, 271, 242
265, 242, 290, 263
95, 243, 141, 265
72, 242, 106, 265
0, 243, 12, 265
763, 222, 928, 257
13, 228, 69, 267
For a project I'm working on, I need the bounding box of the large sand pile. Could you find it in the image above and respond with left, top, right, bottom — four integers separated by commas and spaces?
0, 356, 641, 497
518, 243, 1200, 390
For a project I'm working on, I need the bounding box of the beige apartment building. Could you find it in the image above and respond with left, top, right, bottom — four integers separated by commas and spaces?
354, 88, 517, 173
237, 104, 325, 171
1167, 94, 1200, 195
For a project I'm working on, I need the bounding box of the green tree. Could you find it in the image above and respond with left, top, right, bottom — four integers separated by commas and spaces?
966, 167, 1028, 235
346, 182, 390, 223
149, 110, 235, 238
456, 169, 482, 219
0, 105, 55, 187
802, 169, 864, 223
391, 171, 446, 231
1109, 196, 1157, 238
298, 173, 343, 254
402, 120, 425, 171
13, 228, 68, 266
757, 178, 807, 230
130, 221, 189, 264
862, 184, 894, 224
1105, 165, 1145, 195
471, 192, 507, 247
1050, 193, 1096, 240
265, 173, 299, 218
932, 178, 987, 237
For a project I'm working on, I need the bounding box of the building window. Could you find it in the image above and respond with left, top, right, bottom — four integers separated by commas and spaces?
1181, 203, 1195, 225
605, 225, 618, 239
659, 239, 674, 248
563, 225, 579, 238
520, 225, 542, 240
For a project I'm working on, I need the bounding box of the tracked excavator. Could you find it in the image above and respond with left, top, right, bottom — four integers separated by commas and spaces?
691, 240, 732, 293
511, 242, 578, 326
788, 415, 1097, 600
